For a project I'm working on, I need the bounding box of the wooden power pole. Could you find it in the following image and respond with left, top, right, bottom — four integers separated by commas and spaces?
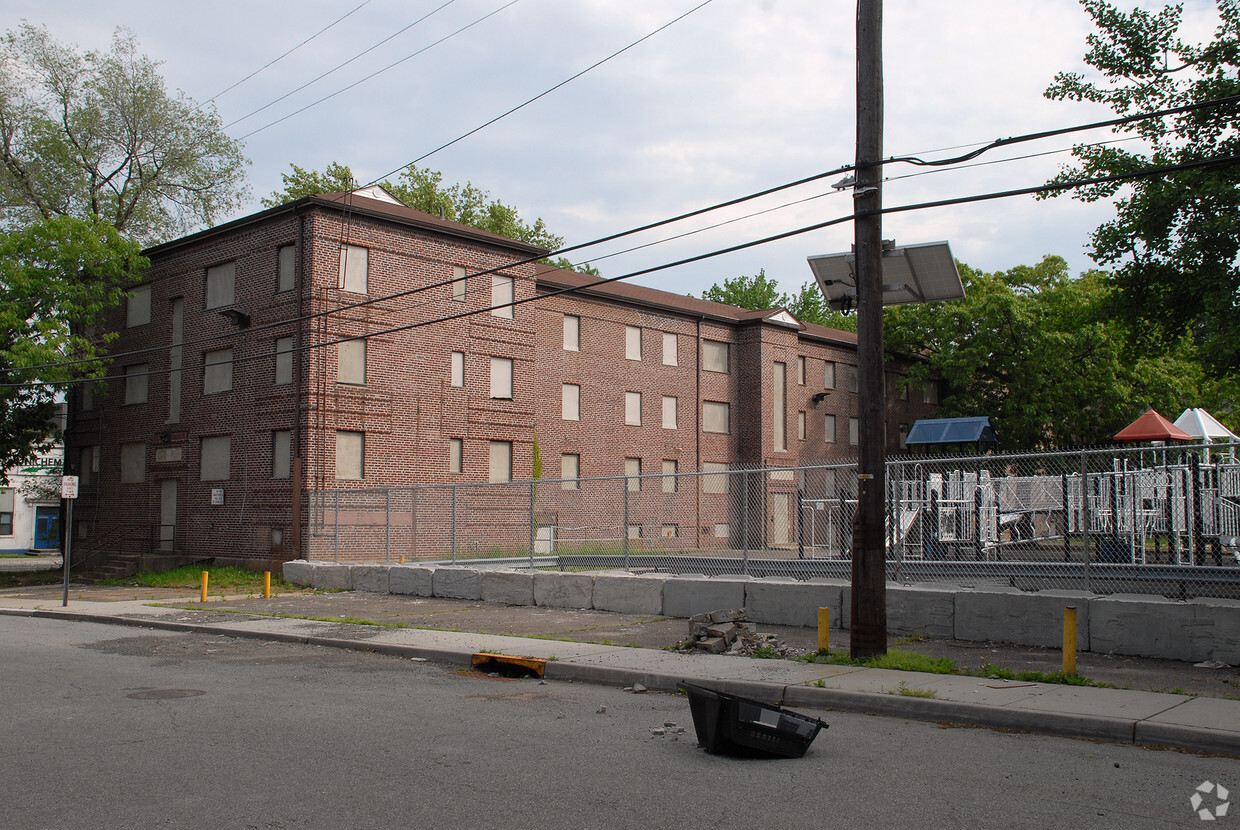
850, 0, 888, 658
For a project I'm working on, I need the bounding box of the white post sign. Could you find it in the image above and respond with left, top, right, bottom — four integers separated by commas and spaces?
60, 475, 79, 500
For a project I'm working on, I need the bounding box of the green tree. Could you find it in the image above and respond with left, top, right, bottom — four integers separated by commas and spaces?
260, 162, 357, 208
783, 281, 858, 332
1044, 0, 1240, 374
0, 23, 249, 245
884, 256, 1235, 448
0, 216, 147, 481
699, 268, 782, 309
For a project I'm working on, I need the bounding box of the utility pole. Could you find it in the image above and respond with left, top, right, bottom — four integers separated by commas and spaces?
850, 0, 888, 658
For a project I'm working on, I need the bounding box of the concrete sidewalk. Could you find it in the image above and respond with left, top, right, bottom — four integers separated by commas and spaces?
2, 587, 1237, 758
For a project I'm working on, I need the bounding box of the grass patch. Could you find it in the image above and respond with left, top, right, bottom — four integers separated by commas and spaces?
802, 648, 956, 674
99, 565, 297, 593
977, 660, 1115, 688
888, 681, 938, 699
0, 570, 63, 588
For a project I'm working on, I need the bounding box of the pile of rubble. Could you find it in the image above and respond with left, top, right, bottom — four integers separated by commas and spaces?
682, 608, 803, 658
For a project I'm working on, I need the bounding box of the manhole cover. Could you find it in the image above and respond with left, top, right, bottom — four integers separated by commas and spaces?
127, 689, 206, 700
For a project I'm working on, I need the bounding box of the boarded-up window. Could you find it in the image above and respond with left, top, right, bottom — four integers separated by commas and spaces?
272, 430, 291, 479
625, 457, 641, 491
625, 326, 641, 361
702, 340, 729, 373
662, 396, 677, 430
200, 435, 231, 481
824, 414, 837, 443
563, 315, 580, 351
824, 361, 836, 389
702, 461, 729, 494
491, 275, 514, 319
120, 443, 146, 483
703, 401, 730, 434
203, 349, 233, 394
335, 431, 364, 480
561, 453, 579, 490
773, 362, 787, 452
127, 285, 151, 327
278, 245, 296, 292
452, 265, 467, 302
798, 411, 807, 441
849, 417, 860, 446
625, 391, 641, 426
124, 364, 148, 405
338, 245, 368, 293
797, 356, 806, 385
449, 438, 463, 474
450, 351, 464, 387
662, 459, 677, 493
490, 357, 513, 399
206, 262, 235, 309
79, 446, 98, 486
488, 440, 512, 483
661, 524, 678, 538
81, 381, 95, 410
848, 365, 859, 394
923, 380, 940, 405
168, 299, 183, 423
662, 332, 677, 366
338, 339, 366, 385
562, 383, 580, 420
275, 337, 294, 385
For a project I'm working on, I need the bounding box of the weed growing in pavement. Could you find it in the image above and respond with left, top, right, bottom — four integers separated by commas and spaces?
801, 648, 956, 674
888, 681, 937, 699
977, 659, 1116, 688
98, 564, 298, 594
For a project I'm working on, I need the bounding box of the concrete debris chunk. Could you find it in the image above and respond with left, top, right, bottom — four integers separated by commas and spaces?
681, 608, 804, 658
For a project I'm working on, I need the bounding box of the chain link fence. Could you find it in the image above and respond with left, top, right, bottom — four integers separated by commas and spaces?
308, 442, 1240, 599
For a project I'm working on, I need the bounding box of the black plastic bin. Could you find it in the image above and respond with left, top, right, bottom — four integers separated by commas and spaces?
681, 682, 827, 758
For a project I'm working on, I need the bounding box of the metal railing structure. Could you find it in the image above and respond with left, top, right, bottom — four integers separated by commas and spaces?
308, 441, 1240, 599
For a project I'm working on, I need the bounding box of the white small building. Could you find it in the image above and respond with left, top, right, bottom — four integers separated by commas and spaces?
1, 446, 63, 553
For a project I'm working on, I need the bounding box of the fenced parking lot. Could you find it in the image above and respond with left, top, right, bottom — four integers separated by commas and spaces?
309, 442, 1240, 599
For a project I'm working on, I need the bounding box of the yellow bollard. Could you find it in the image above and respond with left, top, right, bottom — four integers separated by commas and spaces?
400, 555, 406, 564
264, 571, 271, 599
1063, 606, 1077, 676
201, 571, 209, 603
818, 607, 830, 653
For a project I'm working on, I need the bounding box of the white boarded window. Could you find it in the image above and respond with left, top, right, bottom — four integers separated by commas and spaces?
662, 459, 677, 493
849, 417, 860, 446
773, 362, 787, 452
272, 430, 291, 479
628, 525, 642, 540
703, 401, 730, 434
661, 524, 679, 538
127, 285, 151, 327
798, 411, 807, 441
492, 275, 514, 319
702, 340, 729, 373
338, 339, 366, 385
335, 431, 364, 480
824, 361, 836, 389
924, 380, 940, 405
562, 383, 580, 421
488, 440, 512, 483
797, 356, 806, 385
824, 414, 837, 443
200, 435, 231, 481
79, 446, 98, 486
449, 438, 463, 474
625, 326, 641, 361
563, 315, 580, 351
625, 391, 642, 426
715, 523, 730, 538
490, 357, 513, 399
452, 265, 467, 302
848, 365, 859, 394
625, 457, 641, 491
120, 443, 146, 483
278, 245, 296, 292
338, 244, 368, 293
561, 453, 579, 490
662, 332, 678, 366
124, 364, 149, 405
899, 378, 909, 401
203, 348, 233, 395
450, 351, 464, 387
662, 396, 677, 430
275, 337, 294, 385
702, 461, 728, 494
205, 262, 235, 309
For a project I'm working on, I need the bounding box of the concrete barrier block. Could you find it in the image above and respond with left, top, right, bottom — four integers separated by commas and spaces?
745, 578, 843, 628
592, 573, 665, 615
310, 563, 352, 591
481, 570, 535, 606
1090, 594, 1194, 660
351, 565, 391, 593
887, 583, 956, 639
1188, 598, 1240, 664
663, 576, 749, 618
955, 589, 1091, 649
534, 572, 595, 609
282, 560, 313, 586
433, 567, 482, 600
388, 565, 434, 596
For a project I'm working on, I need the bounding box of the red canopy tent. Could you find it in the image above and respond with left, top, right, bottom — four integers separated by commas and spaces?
1114, 408, 1193, 442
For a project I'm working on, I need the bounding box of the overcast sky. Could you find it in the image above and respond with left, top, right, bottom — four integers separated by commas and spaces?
6, 0, 1224, 299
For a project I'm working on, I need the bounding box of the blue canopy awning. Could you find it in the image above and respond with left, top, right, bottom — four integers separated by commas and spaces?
905, 416, 997, 446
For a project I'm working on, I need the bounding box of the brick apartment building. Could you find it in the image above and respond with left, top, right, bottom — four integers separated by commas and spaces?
63, 187, 940, 568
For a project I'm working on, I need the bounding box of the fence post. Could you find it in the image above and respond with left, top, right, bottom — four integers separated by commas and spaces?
1190, 452, 1203, 565
741, 470, 751, 574
529, 480, 537, 569
623, 477, 630, 571
1062, 473, 1071, 562
333, 490, 340, 563
797, 487, 805, 559
385, 488, 391, 563
1080, 449, 1090, 593
450, 485, 457, 563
